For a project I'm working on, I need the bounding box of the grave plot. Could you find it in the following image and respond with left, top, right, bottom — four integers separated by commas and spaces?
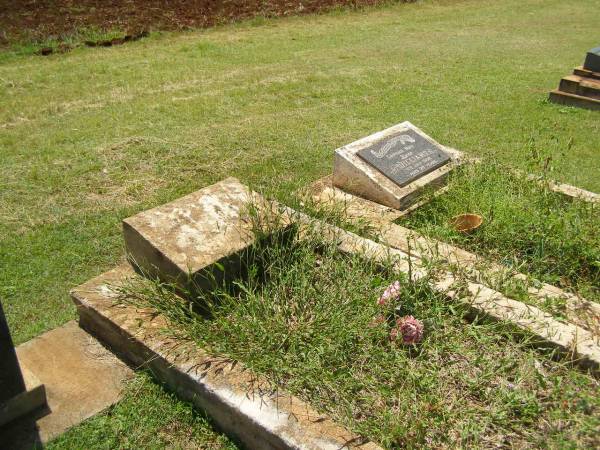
72, 178, 383, 450
69, 123, 599, 448
314, 122, 600, 338
74, 187, 600, 448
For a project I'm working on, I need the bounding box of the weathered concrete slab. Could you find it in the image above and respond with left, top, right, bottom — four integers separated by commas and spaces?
0, 321, 133, 448
433, 275, 600, 372
296, 212, 600, 373
71, 265, 382, 450
332, 122, 462, 210
531, 175, 600, 203
304, 176, 405, 224
307, 176, 447, 226
123, 177, 287, 293
314, 183, 600, 333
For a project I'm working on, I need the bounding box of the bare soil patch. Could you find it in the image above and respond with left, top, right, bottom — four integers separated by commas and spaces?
0, 0, 398, 47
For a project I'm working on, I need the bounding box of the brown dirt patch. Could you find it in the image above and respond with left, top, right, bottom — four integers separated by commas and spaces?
0, 0, 404, 46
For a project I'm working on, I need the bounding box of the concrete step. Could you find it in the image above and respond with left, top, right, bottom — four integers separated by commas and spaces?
549, 89, 600, 111
573, 65, 600, 80
122, 177, 290, 296
0, 321, 132, 449
559, 74, 600, 99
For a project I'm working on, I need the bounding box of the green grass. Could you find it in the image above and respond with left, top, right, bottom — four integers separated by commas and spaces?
118, 226, 600, 448
47, 372, 238, 449
6, 27, 133, 57
2, 0, 599, 345
1, 0, 599, 446
401, 162, 599, 303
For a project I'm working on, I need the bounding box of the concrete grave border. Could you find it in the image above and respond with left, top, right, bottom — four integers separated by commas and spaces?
73, 178, 383, 450
70, 174, 598, 449
72, 265, 382, 450
311, 183, 600, 334
73, 194, 599, 450
309, 180, 600, 372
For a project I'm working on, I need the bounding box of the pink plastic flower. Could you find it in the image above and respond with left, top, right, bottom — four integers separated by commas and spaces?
390, 315, 424, 345
377, 281, 401, 306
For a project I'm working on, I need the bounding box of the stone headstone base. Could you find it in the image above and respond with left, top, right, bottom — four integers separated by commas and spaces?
332, 122, 463, 211
549, 66, 600, 111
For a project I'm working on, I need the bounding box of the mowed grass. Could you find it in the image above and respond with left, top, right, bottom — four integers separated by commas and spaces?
2, 0, 600, 346
120, 228, 600, 448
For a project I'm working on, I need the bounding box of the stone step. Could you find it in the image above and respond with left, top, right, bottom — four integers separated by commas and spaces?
0, 322, 132, 448
559, 74, 600, 99
122, 177, 290, 295
549, 89, 600, 111
573, 65, 600, 80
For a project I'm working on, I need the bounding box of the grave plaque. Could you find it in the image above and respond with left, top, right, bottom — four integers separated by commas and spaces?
583, 46, 600, 73
356, 128, 451, 187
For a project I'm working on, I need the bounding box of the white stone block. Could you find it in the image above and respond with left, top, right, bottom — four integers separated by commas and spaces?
333, 121, 461, 210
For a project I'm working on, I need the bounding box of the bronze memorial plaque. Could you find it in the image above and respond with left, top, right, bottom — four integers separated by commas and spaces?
357, 128, 451, 187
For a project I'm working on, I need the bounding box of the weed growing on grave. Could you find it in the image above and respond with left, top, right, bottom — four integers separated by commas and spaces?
118, 218, 600, 449
401, 162, 600, 303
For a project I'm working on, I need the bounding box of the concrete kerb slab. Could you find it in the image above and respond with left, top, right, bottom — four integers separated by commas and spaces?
71, 265, 382, 450
295, 212, 600, 373
75, 178, 382, 450
310, 184, 600, 335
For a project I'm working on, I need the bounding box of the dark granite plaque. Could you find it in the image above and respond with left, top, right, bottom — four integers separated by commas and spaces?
357, 128, 450, 187
583, 46, 600, 72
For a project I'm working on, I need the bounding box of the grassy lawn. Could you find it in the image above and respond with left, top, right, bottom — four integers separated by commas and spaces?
47, 372, 238, 449
1, 0, 599, 446
119, 226, 600, 448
